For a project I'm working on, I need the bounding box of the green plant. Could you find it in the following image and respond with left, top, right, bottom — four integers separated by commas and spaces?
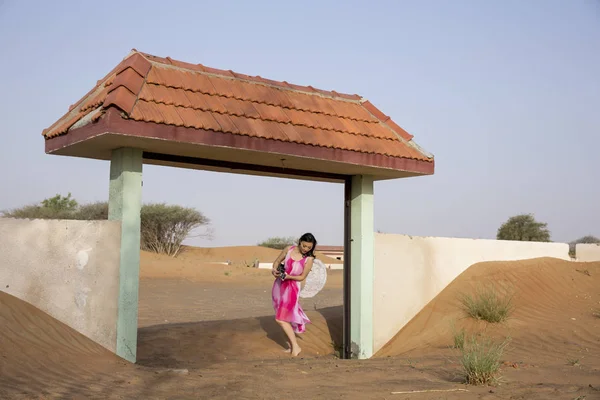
567, 358, 580, 366
258, 236, 296, 250
452, 327, 466, 349
140, 203, 210, 257
71, 201, 109, 220
459, 285, 514, 323
496, 213, 551, 242
460, 335, 510, 385
41, 192, 78, 212
2, 193, 78, 220
2, 204, 72, 220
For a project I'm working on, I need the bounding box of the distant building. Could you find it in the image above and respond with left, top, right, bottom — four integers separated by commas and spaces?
317, 245, 344, 262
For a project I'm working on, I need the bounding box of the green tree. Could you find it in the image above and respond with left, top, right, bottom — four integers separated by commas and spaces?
258, 236, 297, 250
496, 214, 551, 242
140, 203, 211, 257
2, 193, 78, 220
41, 192, 78, 212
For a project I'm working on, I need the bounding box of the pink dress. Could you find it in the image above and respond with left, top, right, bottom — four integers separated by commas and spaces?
272, 246, 311, 333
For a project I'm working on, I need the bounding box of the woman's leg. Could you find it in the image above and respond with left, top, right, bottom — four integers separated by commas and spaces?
276, 319, 302, 356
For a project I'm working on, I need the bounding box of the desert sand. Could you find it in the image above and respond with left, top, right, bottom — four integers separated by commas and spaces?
1, 248, 599, 399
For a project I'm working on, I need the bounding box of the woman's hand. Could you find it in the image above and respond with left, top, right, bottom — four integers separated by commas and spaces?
272, 268, 281, 278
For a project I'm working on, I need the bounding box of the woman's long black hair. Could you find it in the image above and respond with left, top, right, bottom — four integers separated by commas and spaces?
298, 232, 317, 258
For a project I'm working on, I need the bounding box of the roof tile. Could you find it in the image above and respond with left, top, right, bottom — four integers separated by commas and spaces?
103, 86, 137, 114
252, 102, 292, 123
277, 123, 304, 143
112, 67, 145, 95
130, 99, 165, 124
178, 106, 222, 131
245, 118, 288, 141
385, 118, 414, 141
80, 86, 110, 112
208, 76, 237, 98
115, 52, 152, 78
158, 103, 186, 126
42, 51, 432, 163
211, 112, 240, 134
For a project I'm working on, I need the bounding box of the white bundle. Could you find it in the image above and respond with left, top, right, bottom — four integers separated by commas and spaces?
299, 258, 328, 298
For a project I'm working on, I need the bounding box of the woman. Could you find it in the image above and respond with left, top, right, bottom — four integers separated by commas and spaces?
271, 232, 317, 357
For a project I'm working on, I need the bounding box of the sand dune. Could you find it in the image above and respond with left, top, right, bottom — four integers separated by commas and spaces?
376, 257, 600, 362
2, 254, 600, 399
0, 290, 127, 398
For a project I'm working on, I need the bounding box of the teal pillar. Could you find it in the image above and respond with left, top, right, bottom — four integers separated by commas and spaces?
350, 175, 374, 359
108, 147, 143, 363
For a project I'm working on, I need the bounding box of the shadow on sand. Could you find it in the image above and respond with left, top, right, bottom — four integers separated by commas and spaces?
136, 305, 344, 369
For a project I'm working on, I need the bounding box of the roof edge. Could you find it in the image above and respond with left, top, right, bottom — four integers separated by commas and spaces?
42, 51, 150, 138
358, 99, 435, 160
45, 108, 435, 177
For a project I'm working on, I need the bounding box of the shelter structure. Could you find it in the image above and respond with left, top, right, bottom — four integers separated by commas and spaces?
42, 50, 435, 362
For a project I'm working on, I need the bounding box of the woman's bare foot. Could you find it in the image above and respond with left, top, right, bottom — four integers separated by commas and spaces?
291, 346, 302, 357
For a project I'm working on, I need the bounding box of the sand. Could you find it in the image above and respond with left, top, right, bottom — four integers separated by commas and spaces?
1, 249, 600, 399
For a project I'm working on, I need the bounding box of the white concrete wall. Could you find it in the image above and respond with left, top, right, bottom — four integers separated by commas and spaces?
319, 252, 344, 262
0, 218, 121, 352
576, 243, 600, 262
373, 233, 569, 353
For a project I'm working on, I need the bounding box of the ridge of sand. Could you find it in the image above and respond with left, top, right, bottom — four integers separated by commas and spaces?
0, 290, 127, 396
375, 257, 600, 365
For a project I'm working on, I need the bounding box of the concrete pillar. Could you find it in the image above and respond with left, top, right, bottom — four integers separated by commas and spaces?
350, 175, 374, 359
108, 147, 143, 363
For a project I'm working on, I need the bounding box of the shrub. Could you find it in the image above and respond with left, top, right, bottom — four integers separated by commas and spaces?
3, 204, 73, 220
72, 201, 109, 220
451, 326, 466, 349
496, 214, 551, 242
140, 203, 210, 257
2, 193, 78, 220
41, 193, 78, 212
258, 236, 297, 250
460, 335, 510, 385
459, 285, 514, 323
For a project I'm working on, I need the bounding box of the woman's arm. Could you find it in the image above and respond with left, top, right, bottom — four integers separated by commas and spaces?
271, 245, 291, 276
285, 257, 314, 282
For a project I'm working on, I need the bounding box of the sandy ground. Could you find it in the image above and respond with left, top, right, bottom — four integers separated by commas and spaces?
1, 248, 600, 399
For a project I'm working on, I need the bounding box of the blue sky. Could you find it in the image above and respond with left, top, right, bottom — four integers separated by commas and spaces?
0, 0, 598, 247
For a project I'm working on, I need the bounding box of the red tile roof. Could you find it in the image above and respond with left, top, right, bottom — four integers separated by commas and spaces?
42, 50, 432, 163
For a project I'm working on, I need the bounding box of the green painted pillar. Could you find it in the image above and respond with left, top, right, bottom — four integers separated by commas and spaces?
350, 175, 374, 359
108, 147, 143, 363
